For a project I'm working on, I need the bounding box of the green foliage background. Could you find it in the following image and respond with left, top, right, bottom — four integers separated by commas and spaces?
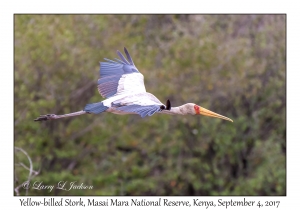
14, 15, 286, 196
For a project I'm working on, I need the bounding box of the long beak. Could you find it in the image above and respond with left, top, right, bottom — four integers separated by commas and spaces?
196, 105, 233, 122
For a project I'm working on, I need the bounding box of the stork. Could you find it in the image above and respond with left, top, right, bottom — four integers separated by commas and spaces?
34, 48, 233, 122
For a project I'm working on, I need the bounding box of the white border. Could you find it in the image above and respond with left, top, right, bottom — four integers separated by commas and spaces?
3, 0, 298, 209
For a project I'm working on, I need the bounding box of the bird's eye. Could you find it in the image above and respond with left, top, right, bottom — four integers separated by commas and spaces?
160, 105, 166, 110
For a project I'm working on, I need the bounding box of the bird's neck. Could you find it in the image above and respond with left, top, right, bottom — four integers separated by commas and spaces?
160, 106, 186, 115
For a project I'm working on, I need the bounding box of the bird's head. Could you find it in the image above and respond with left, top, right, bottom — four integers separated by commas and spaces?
180, 103, 233, 122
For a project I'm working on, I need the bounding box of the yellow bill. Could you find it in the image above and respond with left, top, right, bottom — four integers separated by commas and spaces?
195, 105, 233, 122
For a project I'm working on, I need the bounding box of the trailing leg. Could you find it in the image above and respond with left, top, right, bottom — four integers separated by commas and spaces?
34, 101, 109, 121
34, 110, 87, 121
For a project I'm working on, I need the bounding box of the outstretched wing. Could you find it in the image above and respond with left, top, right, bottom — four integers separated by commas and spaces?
97, 47, 146, 98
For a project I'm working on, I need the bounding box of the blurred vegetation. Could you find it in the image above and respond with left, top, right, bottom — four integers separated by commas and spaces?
14, 15, 286, 196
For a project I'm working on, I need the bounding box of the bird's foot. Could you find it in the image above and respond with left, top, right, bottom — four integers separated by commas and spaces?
34, 114, 58, 121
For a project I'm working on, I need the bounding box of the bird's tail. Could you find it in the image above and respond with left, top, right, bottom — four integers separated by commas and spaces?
83, 102, 109, 114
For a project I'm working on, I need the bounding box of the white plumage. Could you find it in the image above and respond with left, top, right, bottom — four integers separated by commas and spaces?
116, 73, 146, 95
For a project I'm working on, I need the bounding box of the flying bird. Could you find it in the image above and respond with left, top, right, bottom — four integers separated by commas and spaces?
34, 48, 233, 122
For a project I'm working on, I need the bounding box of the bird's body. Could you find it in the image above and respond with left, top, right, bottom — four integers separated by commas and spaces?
34, 48, 233, 122
105, 92, 162, 115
